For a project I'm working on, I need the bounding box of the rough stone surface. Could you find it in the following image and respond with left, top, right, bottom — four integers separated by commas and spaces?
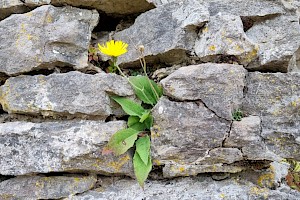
195, 14, 258, 66
0, 71, 134, 118
224, 116, 278, 161
0, 5, 99, 75
206, 0, 286, 17
244, 72, 300, 160
0, 0, 50, 20
246, 14, 300, 72
0, 175, 97, 199
52, 0, 154, 16
66, 176, 300, 200
161, 63, 247, 120
243, 72, 300, 119
0, 0, 27, 20
151, 97, 234, 177
114, 0, 209, 66
0, 120, 134, 176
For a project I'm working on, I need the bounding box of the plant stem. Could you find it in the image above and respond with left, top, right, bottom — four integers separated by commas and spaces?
139, 54, 160, 102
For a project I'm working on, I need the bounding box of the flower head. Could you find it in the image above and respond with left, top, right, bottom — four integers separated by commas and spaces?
98, 40, 128, 57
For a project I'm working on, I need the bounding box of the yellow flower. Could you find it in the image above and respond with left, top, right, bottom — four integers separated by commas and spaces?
98, 40, 128, 57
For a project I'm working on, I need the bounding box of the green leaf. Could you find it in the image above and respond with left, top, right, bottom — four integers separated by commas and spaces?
140, 110, 150, 123
107, 128, 139, 155
135, 136, 151, 165
144, 115, 153, 130
129, 76, 163, 105
128, 116, 146, 131
133, 150, 152, 188
111, 96, 145, 118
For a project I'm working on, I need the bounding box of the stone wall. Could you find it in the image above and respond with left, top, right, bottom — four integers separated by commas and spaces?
0, 0, 300, 199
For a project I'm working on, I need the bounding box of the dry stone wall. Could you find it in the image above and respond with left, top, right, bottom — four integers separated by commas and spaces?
0, 0, 300, 199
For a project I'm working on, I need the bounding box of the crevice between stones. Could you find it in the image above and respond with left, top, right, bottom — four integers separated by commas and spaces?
0, 112, 107, 124
222, 121, 233, 147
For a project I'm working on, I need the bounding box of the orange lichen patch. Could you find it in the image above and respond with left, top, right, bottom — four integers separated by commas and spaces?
250, 186, 269, 199
242, 45, 259, 64
257, 173, 275, 188
202, 26, 209, 33
107, 154, 130, 172
209, 45, 216, 51
153, 159, 161, 165
151, 125, 161, 139
178, 166, 185, 172
291, 101, 297, 107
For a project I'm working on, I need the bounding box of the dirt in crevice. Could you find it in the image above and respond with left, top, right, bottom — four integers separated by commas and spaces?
0, 175, 15, 183
0, 73, 9, 85
148, 165, 165, 181
241, 14, 280, 32
0, 112, 107, 124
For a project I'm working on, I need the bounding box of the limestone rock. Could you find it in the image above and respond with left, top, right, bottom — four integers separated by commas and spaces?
0, 175, 96, 199
243, 72, 300, 160
0, 71, 134, 118
206, 0, 285, 17
0, 0, 28, 20
0, 0, 50, 20
224, 116, 277, 160
0, 5, 99, 75
161, 63, 247, 120
66, 176, 300, 200
243, 72, 300, 118
262, 116, 300, 160
195, 14, 258, 66
0, 120, 134, 176
114, 0, 209, 66
151, 97, 233, 177
246, 14, 300, 72
51, 0, 154, 16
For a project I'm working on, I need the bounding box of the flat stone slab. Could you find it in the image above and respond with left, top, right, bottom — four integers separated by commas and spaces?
0, 120, 134, 176
151, 97, 238, 177
246, 15, 300, 72
0, 71, 133, 119
161, 63, 247, 120
243, 72, 300, 160
206, 0, 286, 17
0, 0, 50, 20
114, 0, 209, 66
0, 5, 98, 75
224, 116, 278, 161
195, 14, 258, 66
67, 176, 300, 200
52, 0, 154, 15
0, 175, 96, 199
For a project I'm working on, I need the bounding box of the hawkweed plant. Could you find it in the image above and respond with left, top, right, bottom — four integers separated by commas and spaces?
98, 40, 162, 188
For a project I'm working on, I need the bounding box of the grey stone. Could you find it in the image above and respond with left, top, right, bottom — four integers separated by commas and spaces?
246, 14, 300, 72
51, 0, 154, 16
0, 5, 99, 75
0, 120, 134, 176
243, 72, 300, 160
0, 175, 96, 199
206, 0, 286, 17
151, 97, 233, 177
195, 14, 258, 66
224, 116, 277, 160
0, 0, 28, 20
262, 116, 300, 160
0, 71, 134, 119
0, 0, 50, 20
66, 176, 300, 200
161, 63, 247, 120
243, 72, 300, 118
114, 0, 209, 66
